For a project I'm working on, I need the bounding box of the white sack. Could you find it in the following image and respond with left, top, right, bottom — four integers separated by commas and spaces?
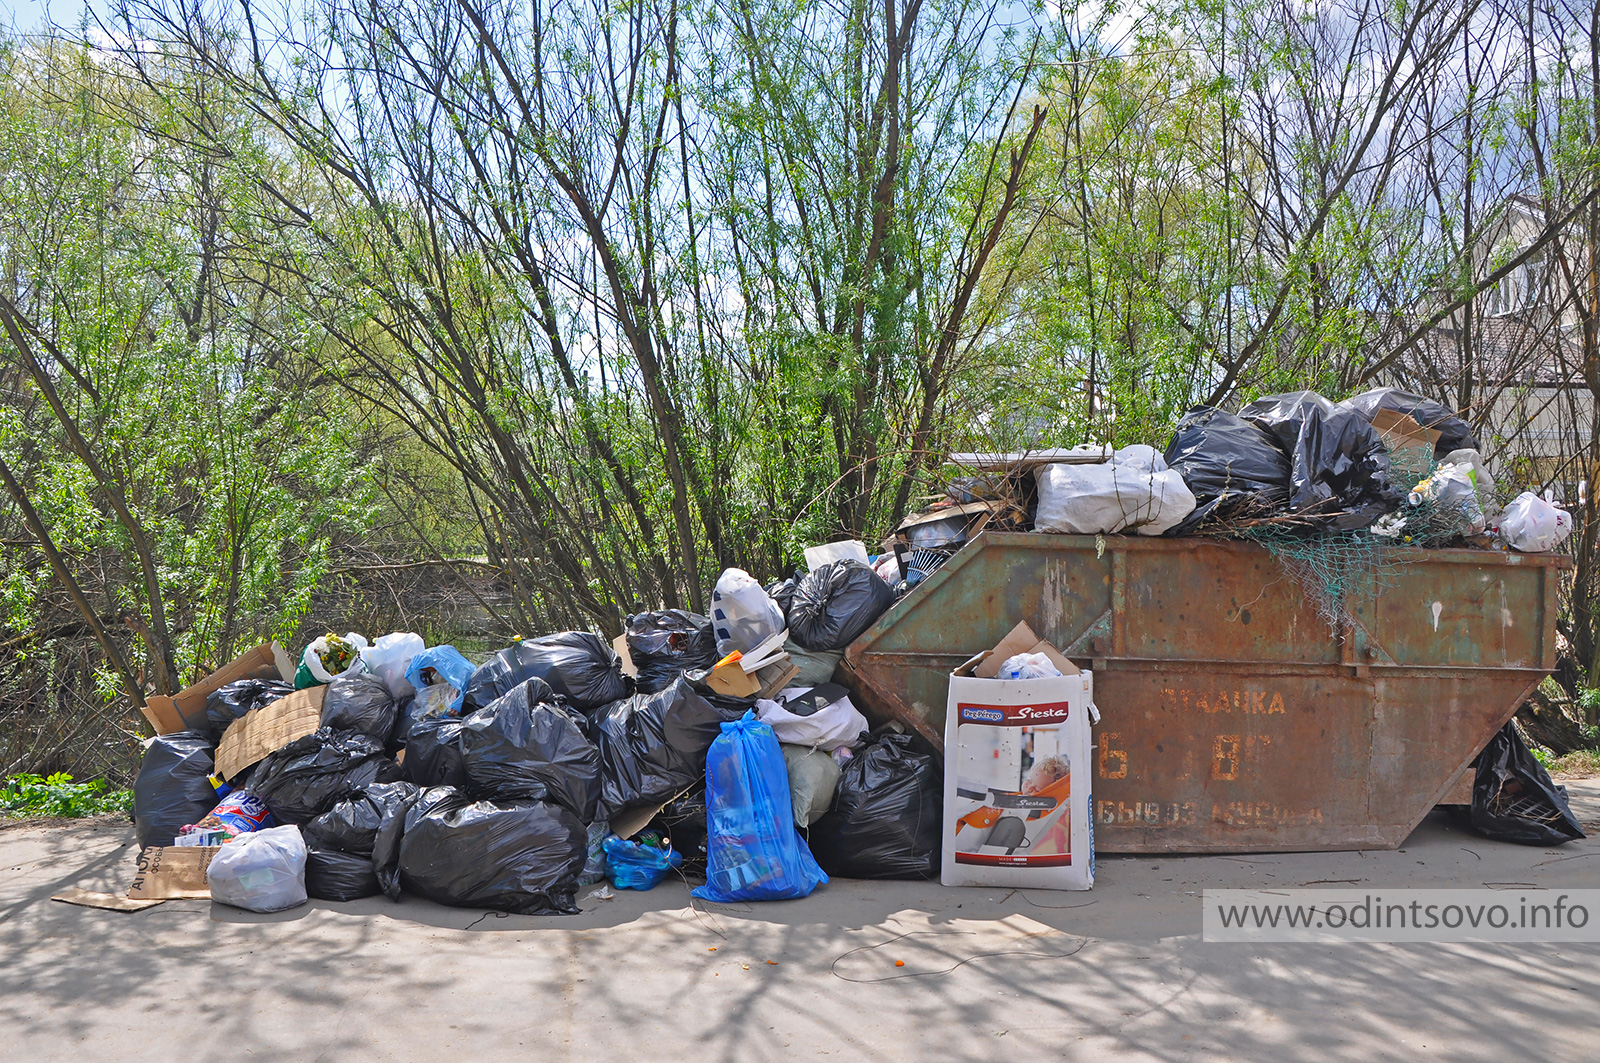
710, 568, 786, 656
756, 686, 869, 752
207, 825, 308, 913
1035, 461, 1196, 536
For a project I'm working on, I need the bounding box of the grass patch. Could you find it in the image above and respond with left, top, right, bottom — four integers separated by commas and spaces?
1545, 750, 1600, 778
0, 773, 134, 818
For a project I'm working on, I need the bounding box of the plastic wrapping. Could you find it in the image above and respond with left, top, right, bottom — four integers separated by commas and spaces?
710, 568, 787, 656
399, 795, 587, 914
301, 781, 420, 855
692, 713, 827, 902
403, 646, 476, 715
204, 679, 295, 740
625, 610, 718, 694
807, 733, 942, 880
591, 676, 747, 821
1466, 723, 1585, 846
1162, 406, 1293, 535
319, 672, 399, 740
786, 560, 897, 651
401, 714, 471, 789
459, 677, 600, 820
207, 824, 308, 912
1499, 492, 1573, 552
1238, 391, 1399, 529
133, 732, 218, 849
462, 632, 631, 714
755, 685, 869, 752
1342, 387, 1479, 457
304, 846, 381, 901
360, 632, 426, 700
782, 743, 841, 827
1034, 459, 1197, 536
180, 790, 274, 842
602, 835, 683, 890
245, 727, 403, 824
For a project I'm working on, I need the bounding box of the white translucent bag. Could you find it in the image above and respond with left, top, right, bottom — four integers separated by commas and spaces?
301, 632, 370, 684
208, 825, 308, 913
361, 632, 426, 699
1035, 461, 1196, 536
1499, 492, 1573, 553
710, 568, 786, 656
756, 686, 869, 751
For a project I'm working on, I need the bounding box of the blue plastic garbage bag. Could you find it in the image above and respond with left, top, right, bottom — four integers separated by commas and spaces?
603, 834, 683, 890
403, 647, 476, 714
691, 712, 828, 903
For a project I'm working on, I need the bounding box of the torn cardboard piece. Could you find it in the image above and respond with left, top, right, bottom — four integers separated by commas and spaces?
1370, 409, 1441, 485
214, 686, 326, 781
127, 845, 219, 900
962, 621, 1080, 679
52, 887, 167, 912
141, 642, 296, 735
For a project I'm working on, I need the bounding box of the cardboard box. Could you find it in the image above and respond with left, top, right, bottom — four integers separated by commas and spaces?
942, 625, 1095, 891
140, 642, 296, 735
127, 845, 220, 900
213, 686, 326, 781
704, 657, 762, 699
1370, 409, 1441, 487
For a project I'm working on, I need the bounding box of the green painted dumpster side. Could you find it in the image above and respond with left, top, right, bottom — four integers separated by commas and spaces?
843, 531, 1569, 853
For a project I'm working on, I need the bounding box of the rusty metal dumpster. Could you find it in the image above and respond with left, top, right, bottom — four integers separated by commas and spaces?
843, 531, 1569, 853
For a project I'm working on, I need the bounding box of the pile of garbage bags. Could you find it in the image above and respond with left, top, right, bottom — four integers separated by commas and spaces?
134, 578, 926, 916
1011, 385, 1569, 552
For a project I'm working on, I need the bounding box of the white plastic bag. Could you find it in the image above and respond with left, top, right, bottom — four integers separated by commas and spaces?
1035, 461, 1196, 535
756, 686, 869, 751
710, 568, 786, 656
302, 632, 370, 684
1111, 444, 1168, 473
1409, 463, 1486, 535
997, 652, 1063, 680
1499, 492, 1573, 552
207, 825, 308, 912
361, 632, 426, 699
1441, 449, 1499, 522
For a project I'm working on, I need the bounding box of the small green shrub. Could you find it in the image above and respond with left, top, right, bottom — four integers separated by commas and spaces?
0, 773, 133, 818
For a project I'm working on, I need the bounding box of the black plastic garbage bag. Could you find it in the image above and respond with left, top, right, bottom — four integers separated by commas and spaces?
592, 677, 747, 821
319, 673, 399, 741
807, 734, 942, 879
305, 846, 380, 901
1238, 391, 1400, 530
1163, 406, 1293, 535
459, 677, 600, 820
626, 610, 717, 695
372, 785, 457, 900
401, 714, 470, 789
301, 781, 420, 855
133, 732, 218, 849
399, 795, 587, 914
1342, 387, 1479, 457
649, 782, 709, 874
245, 727, 403, 824
462, 632, 632, 714
765, 576, 800, 619
787, 560, 897, 651
205, 679, 294, 740
1465, 723, 1586, 846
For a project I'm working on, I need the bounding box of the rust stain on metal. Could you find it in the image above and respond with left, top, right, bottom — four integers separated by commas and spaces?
844, 531, 1570, 854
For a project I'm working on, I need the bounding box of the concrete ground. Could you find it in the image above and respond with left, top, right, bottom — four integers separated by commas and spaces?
4, 784, 1600, 1062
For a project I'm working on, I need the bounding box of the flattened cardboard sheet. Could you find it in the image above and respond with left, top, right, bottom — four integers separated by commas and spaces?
127, 845, 219, 900
214, 685, 326, 781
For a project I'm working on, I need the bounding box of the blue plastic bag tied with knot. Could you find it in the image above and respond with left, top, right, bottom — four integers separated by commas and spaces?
691, 711, 828, 903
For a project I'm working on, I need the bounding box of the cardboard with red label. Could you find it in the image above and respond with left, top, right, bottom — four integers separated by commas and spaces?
942, 622, 1095, 891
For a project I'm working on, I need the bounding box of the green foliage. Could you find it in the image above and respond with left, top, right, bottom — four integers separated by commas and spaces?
0, 773, 132, 818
